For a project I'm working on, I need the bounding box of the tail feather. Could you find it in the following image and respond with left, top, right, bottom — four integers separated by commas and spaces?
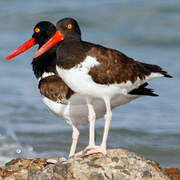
141, 62, 173, 78
129, 82, 159, 96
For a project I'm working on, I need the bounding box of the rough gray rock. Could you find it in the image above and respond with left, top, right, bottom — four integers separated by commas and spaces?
0, 149, 172, 180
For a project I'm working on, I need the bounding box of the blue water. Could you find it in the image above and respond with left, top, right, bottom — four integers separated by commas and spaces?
0, 0, 180, 167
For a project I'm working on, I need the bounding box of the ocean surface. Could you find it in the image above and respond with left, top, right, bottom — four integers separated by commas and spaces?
0, 0, 180, 167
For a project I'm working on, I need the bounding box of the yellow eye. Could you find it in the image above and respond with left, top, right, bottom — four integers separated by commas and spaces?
35, 28, 40, 33
66, 24, 72, 30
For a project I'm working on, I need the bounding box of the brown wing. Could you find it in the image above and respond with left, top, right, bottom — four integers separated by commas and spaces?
39, 75, 74, 104
88, 44, 151, 85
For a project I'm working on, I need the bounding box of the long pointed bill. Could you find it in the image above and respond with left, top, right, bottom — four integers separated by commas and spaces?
34, 31, 64, 58
6, 38, 35, 60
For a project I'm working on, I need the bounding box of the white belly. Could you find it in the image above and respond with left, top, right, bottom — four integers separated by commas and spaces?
42, 94, 89, 125
42, 93, 106, 126
42, 92, 139, 126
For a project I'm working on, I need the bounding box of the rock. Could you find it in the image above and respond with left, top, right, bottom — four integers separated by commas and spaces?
164, 168, 180, 180
0, 149, 172, 180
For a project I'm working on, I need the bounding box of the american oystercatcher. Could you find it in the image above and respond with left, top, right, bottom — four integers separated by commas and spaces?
6, 21, 143, 157
34, 18, 172, 155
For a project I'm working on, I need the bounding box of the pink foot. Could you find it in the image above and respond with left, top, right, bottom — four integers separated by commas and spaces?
85, 145, 107, 155
73, 150, 84, 157
73, 145, 98, 157
73, 146, 107, 157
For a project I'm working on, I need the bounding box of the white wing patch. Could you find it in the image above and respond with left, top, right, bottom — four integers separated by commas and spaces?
146, 72, 164, 80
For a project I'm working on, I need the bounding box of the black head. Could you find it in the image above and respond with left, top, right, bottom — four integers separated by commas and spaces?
56, 18, 81, 41
33, 18, 82, 59
32, 21, 56, 47
6, 21, 56, 60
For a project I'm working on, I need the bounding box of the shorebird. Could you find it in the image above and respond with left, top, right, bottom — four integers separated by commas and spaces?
6, 21, 148, 157
34, 18, 172, 155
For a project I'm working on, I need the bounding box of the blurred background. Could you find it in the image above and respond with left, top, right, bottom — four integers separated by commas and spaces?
0, 0, 179, 167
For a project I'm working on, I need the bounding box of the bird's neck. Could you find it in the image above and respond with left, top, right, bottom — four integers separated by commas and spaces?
56, 40, 88, 69
32, 46, 57, 79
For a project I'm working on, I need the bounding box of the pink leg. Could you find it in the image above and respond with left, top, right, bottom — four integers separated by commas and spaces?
69, 124, 80, 157
75, 98, 112, 156
74, 98, 96, 157
86, 97, 96, 147
84, 98, 112, 155
74, 128, 97, 157
100, 98, 112, 154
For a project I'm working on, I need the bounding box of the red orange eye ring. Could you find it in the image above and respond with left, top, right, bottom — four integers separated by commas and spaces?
35, 28, 40, 33
66, 24, 72, 30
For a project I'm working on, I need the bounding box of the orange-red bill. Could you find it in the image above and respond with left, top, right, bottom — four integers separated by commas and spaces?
34, 31, 64, 58
6, 37, 35, 60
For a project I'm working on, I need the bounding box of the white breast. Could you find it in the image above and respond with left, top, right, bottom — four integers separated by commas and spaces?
56, 56, 136, 100
56, 56, 164, 101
